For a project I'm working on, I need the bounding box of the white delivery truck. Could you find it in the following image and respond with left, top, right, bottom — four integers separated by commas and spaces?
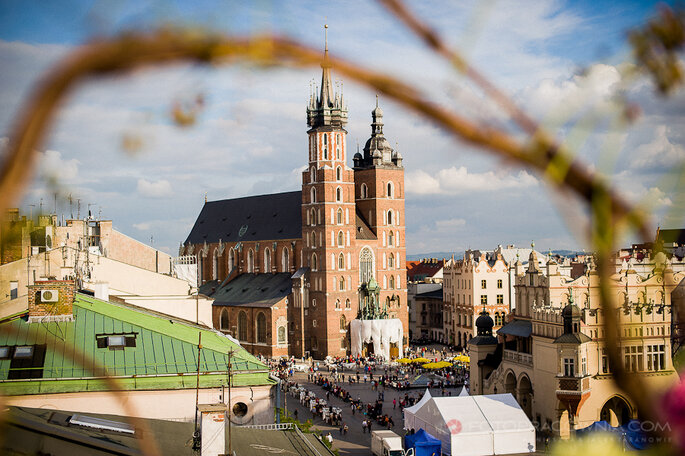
371, 430, 414, 456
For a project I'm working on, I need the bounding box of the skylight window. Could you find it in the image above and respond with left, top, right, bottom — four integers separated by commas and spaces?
96, 333, 137, 349
14, 346, 34, 358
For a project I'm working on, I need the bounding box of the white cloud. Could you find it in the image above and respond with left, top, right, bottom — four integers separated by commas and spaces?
39, 149, 79, 181
133, 222, 151, 230
406, 167, 538, 195
136, 179, 173, 198
630, 126, 685, 171
435, 218, 467, 230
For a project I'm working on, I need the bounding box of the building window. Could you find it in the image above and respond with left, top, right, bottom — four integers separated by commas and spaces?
337, 208, 343, 225
264, 248, 271, 273
281, 248, 289, 272
359, 247, 374, 283
96, 334, 136, 350
8, 345, 46, 379
345, 299, 351, 309
497, 294, 504, 304
497, 279, 503, 289
647, 344, 665, 371
387, 182, 393, 198
335, 299, 341, 309
338, 253, 345, 270
311, 253, 318, 271
220, 308, 229, 331
256, 313, 267, 343
387, 210, 393, 225
389, 275, 395, 289
313, 320, 317, 328
311, 187, 316, 203
310, 209, 316, 226
238, 311, 248, 341
337, 231, 344, 247
310, 166, 316, 182
361, 183, 368, 199
388, 231, 394, 247
480, 295, 487, 306
481, 280, 487, 289
624, 345, 643, 372
336, 166, 342, 181
339, 277, 345, 291
340, 315, 347, 330
563, 358, 575, 377
494, 312, 501, 326
601, 348, 611, 373
278, 326, 286, 344
228, 248, 235, 272
336, 187, 342, 202
323, 134, 328, 159
212, 250, 219, 280
388, 253, 395, 269
247, 249, 254, 273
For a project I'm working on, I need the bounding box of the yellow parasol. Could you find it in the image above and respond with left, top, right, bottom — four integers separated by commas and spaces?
412, 357, 431, 364
397, 358, 412, 364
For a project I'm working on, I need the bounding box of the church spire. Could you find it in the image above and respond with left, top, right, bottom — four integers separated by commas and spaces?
307, 25, 347, 129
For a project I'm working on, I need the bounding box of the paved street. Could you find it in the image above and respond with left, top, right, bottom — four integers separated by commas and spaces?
280, 358, 466, 456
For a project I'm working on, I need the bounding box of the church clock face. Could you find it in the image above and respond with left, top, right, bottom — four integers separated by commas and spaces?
239, 224, 248, 237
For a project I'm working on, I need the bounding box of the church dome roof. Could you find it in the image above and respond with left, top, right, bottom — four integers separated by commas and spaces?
562, 303, 582, 318
476, 310, 494, 332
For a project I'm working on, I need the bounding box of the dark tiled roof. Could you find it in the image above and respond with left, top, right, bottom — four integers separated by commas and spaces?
497, 319, 532, 338
355, 212, 376, 240
199, 279, 220, 297
554, 332, 592, 344
185, 191, 302, 245
212, 273, 292, 308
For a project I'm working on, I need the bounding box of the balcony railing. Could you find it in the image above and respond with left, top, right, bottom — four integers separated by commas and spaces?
556, 376, 591, 397
503, 349, 533, 366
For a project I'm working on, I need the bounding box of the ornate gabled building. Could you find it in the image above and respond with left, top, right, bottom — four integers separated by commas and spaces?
183, 35, 408, 360
469, 249, 683, 438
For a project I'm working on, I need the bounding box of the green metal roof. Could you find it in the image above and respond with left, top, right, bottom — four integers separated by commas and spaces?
0, 294, 274, 395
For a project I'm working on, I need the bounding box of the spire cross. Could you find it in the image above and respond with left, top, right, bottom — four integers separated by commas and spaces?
376, 94, 379, 107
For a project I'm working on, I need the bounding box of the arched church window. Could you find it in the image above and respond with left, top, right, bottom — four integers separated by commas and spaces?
336, 187, 342, 202
220, 308, 229, 331
338, 231, 344, 246
336, 133, 341, 160
337, 208, 343, 225
238, 311, 248, 341
311, 253, 318, 271
389, 275, 395, 289
389, 231, 394, 247
339, 253, 345, 270
311, 187, 316, 203
388, 252, 395, 269
340, 315, 347, 330
339, 276, 345, 291
336, 166, 342, 181
212, 249, 219, 280
345, 299, 351, 309
278, 326, 286, 344
247, 249, 254, 273
311, 166, 316, 182
281, 248, 289, 272
264, 248, 271, 273
387, 181, 393, 198
310, 208, 316, 226
335, 299, 341, 309
359, 247, 374, 283
361, 183, 368, 199
387, 210, 393, 225
323, 134, 328, 159
256, 313, 267, 343
228, 248, 235, 272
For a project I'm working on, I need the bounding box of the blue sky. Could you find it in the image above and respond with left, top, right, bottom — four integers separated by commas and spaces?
1, 0, 683, 255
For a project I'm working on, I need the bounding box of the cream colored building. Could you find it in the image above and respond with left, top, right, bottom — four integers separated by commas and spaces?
469, 249, 682, 438
444, 246, 545, 348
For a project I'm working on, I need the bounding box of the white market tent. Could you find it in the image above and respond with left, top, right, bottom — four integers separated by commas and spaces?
403, 392, 535, 456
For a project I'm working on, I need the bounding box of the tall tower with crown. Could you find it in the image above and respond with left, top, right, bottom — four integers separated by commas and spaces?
353, 96, 407, 343
301, 26, 358, 357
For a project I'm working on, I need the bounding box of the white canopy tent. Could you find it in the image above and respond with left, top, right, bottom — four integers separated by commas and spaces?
403, 392, 535, 456
350, 319, 403, 361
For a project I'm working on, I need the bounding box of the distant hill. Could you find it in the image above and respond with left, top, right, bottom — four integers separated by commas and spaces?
407, 250, 584, 262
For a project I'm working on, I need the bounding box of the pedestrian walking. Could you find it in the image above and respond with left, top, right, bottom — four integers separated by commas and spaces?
362, 420, 367, 434
326, 433, 333, 445
393, 398, 396, 409
343, 423, 348, 435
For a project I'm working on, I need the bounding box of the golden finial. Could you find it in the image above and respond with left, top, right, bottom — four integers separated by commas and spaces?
324, 24, 328, 51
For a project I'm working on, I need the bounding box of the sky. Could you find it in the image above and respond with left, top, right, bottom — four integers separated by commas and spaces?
1, 0, 684, 256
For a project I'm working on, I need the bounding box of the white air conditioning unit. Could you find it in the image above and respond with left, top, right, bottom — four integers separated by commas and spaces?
40, 289, 59, 302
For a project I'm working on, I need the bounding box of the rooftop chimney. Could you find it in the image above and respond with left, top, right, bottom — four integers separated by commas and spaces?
198, 404, 227, 456
27, 280, 76, 323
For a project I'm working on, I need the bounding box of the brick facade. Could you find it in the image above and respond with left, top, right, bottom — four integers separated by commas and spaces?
27, 280, 76, 321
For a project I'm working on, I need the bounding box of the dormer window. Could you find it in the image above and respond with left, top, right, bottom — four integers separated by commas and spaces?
97, 333, 137, 350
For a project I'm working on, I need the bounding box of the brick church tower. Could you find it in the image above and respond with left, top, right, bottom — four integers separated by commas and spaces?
302, 27, 358, 356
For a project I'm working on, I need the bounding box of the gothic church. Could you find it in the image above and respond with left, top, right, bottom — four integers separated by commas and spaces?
183, 38, 407, 359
